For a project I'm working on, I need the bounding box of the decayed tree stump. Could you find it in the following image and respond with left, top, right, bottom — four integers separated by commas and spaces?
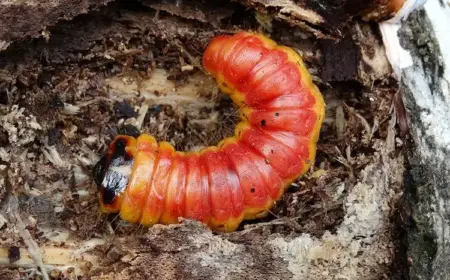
0, 0, 448, 279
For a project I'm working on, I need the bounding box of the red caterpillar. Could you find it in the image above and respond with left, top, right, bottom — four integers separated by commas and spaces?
94, 32, 325, 232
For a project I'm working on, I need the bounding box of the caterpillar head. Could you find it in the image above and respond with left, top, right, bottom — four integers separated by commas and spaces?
93, 135, 137, 214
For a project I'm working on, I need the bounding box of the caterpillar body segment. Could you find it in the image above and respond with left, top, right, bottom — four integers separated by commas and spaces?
94, 31, 325, 232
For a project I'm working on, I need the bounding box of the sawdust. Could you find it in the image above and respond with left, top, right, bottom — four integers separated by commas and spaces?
269, 134, 404, 279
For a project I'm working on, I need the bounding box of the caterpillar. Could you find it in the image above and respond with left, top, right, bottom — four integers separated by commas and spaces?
93, 31, 325, 232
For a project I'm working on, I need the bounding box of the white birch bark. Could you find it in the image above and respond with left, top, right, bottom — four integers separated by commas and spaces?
381, 0, 450, 278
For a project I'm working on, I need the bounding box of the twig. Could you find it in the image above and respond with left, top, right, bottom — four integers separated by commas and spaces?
6, 196, 50, 280
135, 103, 149, 130
240, 217, 303, 234
171, 40, 204, 73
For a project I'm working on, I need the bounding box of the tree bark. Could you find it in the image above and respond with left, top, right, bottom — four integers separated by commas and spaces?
385, 0, 450, 279
0, 0, 113, 51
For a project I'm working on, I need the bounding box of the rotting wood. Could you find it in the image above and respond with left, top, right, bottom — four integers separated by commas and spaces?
0, 0, 439, 279
237, 0, 422, 39
0, 0, 114, 51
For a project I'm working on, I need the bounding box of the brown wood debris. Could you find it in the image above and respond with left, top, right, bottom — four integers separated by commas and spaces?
238, 0, 407, 38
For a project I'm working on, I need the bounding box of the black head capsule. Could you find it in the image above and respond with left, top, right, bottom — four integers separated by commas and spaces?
94, 135, 137, 213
